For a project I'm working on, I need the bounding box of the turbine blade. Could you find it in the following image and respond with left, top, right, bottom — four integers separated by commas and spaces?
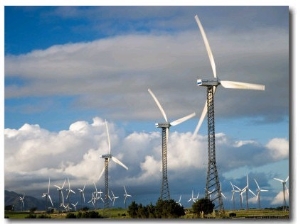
48, 195, 53, 207
274, 178, 284, 183
193, 86, 217, 137
220, 80, 265, 91
249, 189, 256, 197
254, 179, 260, 190
194, 15, 216, 78
193, 100, 207, 137
105, 120, 111, 154
148, 88, 168, 122
98, 167, 105, 180
62, 179, 66, 189
170, 112, 196, 126
112, 156, 128, 170
48, 178, 51, 193
285, 176, 289, 182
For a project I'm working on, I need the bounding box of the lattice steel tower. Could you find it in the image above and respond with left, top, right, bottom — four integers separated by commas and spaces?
147, 88, 195, 201
205, 85, 223, 212
157, 123, 171, 200
193, 14, 265, 213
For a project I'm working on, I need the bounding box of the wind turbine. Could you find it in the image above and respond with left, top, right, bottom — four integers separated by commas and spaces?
123, 185, 132, 208
110, 190, 119, 207
148, 88, 195, 200
71, 202, 78, 211
193, 15, 265, 212
233, 184, 245, 209
42, 177, 53, 210
242, 174, 256, 210
78, 184, 86, 210
273, 176, 289, 210
65, 178, 75, 207
98, 120, 128, 209
254, 179, 268, 209
54, 179, 66, 210
176, 195, 182, 206
230, 182, 239, 210
187, 190, 197, 203
19, 193, 25, 211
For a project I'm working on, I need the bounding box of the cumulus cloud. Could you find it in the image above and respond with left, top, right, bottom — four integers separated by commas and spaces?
5, 117, 289, 199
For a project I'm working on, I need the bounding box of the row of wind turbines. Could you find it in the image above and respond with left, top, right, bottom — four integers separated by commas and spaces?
176, 175, 289, 210
38, 176, 132, 212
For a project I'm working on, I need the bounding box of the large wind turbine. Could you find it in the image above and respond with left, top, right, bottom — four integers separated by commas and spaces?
193, 15, 265, 212
42, 177, 53, 210
254, 179, 268, 209
98, 120, 128, 209
148, 88, 195, 200
273, 176, 289, 210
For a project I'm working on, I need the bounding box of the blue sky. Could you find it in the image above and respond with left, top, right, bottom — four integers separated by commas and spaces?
2, 3, 294, 212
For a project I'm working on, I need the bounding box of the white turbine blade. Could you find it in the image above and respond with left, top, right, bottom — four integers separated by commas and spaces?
221, 192, 226, 199
193, 85, 217, 137
98, 167, 105, 180
54, 185, 60, 189
148, 88, 168, 122
274, 178, 284, 183
62, 179, 66, 189
193, 100, 207, 137
285, 176, 289, 182
112, 156, 128, 170
249, 189, 256, 197
170, 112, 196, 126
105, 120, 111, 154
254, 179, 260, 190
194, 15, 216, 78
233, 184, 242, 191
48, 178, 51, 193
48, 195, 54, 207
220, 80, 265, 91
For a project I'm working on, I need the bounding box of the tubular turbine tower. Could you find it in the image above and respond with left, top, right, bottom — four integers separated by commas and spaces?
193, 15, 265, 212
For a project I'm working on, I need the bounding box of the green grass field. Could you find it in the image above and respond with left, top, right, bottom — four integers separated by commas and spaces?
5, 208, 289, 219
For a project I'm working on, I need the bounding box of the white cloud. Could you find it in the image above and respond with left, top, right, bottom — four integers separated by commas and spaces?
5, 117, 289, 199
266, 138, 289, 160
270, 189, 289, 205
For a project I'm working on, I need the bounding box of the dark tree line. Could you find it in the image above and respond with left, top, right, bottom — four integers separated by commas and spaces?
128, 198, 185, 218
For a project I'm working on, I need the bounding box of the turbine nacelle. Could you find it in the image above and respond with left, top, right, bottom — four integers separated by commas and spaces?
100, 154, 112, 159
197, 78, 220, 87
155, 123, 171, 128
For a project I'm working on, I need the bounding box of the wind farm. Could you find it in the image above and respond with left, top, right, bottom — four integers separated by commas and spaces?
4, 6, 290, 220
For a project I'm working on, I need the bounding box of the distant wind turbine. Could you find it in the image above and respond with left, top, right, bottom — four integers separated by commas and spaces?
254, 179, 268, 209
193, 14, 265, 212
148, 88, 195, 200
78, 184, 86, 210
98, 120, 128, 209
123, 185, 132, 208
230, 182, 239, 210
273, 176, 289, 210
242, 174, 256, 210
19, 193, 25, 211
65, 178, 76, 207
176, 195, 182, 206
110, 190, 119, 207
54, 179, 66, 210
42, 177, 53, 210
